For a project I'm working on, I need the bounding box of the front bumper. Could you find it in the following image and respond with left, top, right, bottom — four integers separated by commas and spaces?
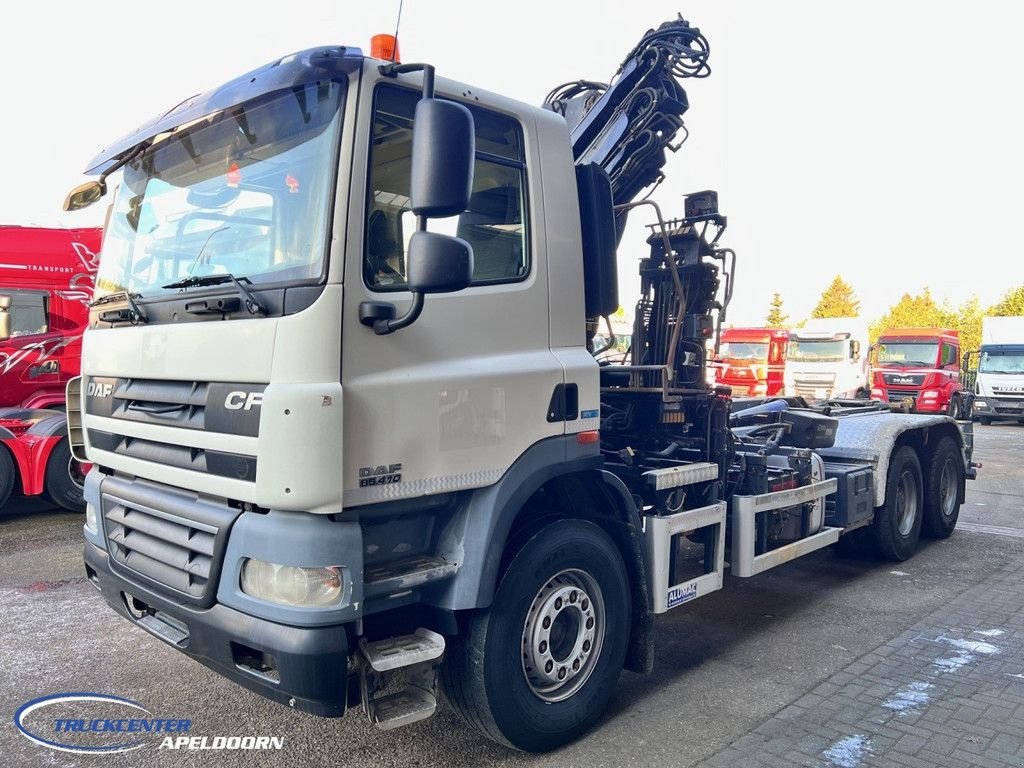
84, 540, 351, 717
974, 399, 1024, 419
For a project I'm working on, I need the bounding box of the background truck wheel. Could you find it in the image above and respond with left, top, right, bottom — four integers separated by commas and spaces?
44, 439, 86, 512
922, 437, 962, 539
871, 445, 923, 561
946, 396, 960, 420
442, 519, 630, 752
0, 447, 15, 509
978, 416, 993, 426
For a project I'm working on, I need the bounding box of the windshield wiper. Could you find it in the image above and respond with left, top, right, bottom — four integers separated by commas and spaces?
162, 273, 268, 315
89, 290, 148, 324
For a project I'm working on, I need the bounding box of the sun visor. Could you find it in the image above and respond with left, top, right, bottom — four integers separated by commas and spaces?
84, 46, 363, 175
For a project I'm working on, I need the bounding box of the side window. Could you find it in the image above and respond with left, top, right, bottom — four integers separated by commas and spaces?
942, 344, 958, 366
365, 85, 529, 290
6, 290, 49, 337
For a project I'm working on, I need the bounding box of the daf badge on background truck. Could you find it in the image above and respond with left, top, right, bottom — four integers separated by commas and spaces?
66, 20, 977, 752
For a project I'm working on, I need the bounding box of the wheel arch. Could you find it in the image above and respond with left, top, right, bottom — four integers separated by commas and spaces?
432, 436, 653, 674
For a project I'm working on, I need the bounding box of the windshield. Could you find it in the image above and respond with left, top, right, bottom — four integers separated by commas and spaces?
96, 81, 345, 302
719, 341, 768, 361
979, 350, 1024, 374
877, 341, 938, 367
788, 338, 847, 362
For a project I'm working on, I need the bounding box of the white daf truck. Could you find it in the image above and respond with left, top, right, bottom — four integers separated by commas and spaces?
66, 21, 976, 752
973, 316, 1024, 424
784, 317, 872, 400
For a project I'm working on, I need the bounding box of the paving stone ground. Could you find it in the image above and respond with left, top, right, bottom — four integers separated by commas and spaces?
699, 545, 1024, 768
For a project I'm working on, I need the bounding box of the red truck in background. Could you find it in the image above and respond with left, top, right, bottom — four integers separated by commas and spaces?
0, 225, 102, 510
711, 327, 788, 397
870, 327, 970, 418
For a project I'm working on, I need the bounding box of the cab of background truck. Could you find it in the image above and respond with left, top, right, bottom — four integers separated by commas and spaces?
870, 327, 962, 413
783, 317, 871, 400
711, 327, 787, 397
974, 316, 1024, 423
0, 226, 102, 409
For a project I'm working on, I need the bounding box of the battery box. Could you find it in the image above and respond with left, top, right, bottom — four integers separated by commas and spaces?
823, 462, 874, 527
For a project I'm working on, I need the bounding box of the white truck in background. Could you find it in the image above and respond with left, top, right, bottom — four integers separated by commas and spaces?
973, 316, 1024, 425
784, 317, 871, 401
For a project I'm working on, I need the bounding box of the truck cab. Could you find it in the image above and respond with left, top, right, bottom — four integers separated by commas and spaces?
0, 226, 102, 409
974, 316, 1024, 424
712, 327, 788, 397
870, 328, 965, 416
784, 318, 871, 400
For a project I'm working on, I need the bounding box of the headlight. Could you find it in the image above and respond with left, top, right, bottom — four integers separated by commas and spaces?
85, 503, 98, 533
240, 559, 345, 607
974, 400, 988, 409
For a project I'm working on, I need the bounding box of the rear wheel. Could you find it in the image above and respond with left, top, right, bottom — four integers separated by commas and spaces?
872, 445, 923, 561
43, 439, 86, 512
922, 437, 962, 539
0, 447, 15, 510
442, 519, 630, 752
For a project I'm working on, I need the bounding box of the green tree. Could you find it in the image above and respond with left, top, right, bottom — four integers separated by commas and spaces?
868, 288, 944, 343
988, 285, 1024, 316
765, 292, 788, 328
811, 275, 860, 319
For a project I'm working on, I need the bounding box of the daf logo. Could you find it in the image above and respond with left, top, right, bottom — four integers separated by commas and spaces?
224, 391, 264, 411
87, 381, 113, 398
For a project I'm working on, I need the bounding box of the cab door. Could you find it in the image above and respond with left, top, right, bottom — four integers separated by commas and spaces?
340, 78, 564, 507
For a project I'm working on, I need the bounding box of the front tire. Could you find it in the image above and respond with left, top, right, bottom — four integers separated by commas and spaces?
871, 445, 923, 561
979, 416, 993, 426
43, 439, 86, 512
0, 447, 15, 509
442, 519, 630, 752
922, 437, 962, 539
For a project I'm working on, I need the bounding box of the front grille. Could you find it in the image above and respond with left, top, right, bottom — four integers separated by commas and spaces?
86, 376, 264, 437
102, 479, 239, 606
89, 429, 257, 482
883, 372, 925, 387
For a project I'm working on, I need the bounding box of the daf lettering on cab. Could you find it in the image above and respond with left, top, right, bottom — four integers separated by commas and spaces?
784, 317, 871, 401
67, 21, 976, 752
974, 316, 1024, 425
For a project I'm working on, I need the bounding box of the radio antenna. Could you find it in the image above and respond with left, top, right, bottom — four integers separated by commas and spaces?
392, 0, 405, 62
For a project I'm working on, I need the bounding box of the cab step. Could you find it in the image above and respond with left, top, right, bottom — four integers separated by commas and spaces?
359, 628, 445, 672
369, 686, 437, 730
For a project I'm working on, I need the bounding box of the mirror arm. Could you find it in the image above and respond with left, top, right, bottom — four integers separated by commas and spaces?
379, 62, 436, 99
373, 293, 424, 336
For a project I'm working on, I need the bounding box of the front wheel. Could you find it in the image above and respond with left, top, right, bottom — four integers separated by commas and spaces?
979, 416, 993, 426
44, 439, 86, 512
872, 445, 924, 561
442, 519, 630, 752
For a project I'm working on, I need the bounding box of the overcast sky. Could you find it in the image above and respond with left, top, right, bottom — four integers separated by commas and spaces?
2, 0, 1020, 326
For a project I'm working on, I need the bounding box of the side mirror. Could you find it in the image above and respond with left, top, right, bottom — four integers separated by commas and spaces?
0, 294, 10, 341
410, 99, 474, 217
407, 232, 472, 294
63, 180, 106, 212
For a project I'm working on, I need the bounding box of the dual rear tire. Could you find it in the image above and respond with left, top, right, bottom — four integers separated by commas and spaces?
838, 437, 962, 561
